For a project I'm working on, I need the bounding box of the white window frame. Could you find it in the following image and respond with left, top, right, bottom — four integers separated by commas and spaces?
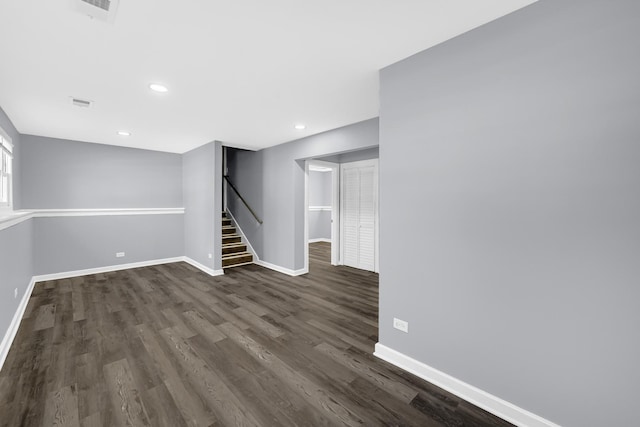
0, 127, 13, 211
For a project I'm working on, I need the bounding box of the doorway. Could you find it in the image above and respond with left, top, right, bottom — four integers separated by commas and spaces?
304, 157, 379, 273
305, 160, 340, 270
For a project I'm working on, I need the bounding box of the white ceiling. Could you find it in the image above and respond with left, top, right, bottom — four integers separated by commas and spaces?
0, 0, 536, 153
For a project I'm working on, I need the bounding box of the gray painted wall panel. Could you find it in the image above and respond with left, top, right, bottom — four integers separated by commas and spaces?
20, 135, 182, 209
308, 211, 331, 241
308, 170, 331, 207
33, 215, 183, 275
0, 220, 34, 344
379, 1, 640, 426
228, 118, 378, 270
0, 107, 32, 346
183, 142, 221, 270
308, 170, 331, 240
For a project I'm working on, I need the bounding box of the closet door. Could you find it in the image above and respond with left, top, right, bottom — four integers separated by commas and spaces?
340, 159, 378, 272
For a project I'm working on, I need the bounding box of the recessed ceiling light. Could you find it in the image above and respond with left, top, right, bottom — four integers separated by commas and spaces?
149, 83, 168, 93
294, 124, 306, 130
117, 131, 131, 136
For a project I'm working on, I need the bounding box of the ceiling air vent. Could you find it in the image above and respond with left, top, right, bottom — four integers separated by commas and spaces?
71, 0, 120, 23
82, 0, 110, 12
70, 97, 93, 108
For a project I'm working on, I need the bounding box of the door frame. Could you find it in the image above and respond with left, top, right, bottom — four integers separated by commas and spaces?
304, 159, 340, 271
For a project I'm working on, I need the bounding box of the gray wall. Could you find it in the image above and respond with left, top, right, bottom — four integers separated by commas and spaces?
308, 211, 331, 241
228, 118, 378, 270
379, 1, 640, 426
0, 106, 33, 349
0, 220, 34, 340
183, 142, 222, 270
308, 170, 331, 241
19, 134, 185, 275
20, 135, 183, 209
34, 215, 183, 275
308, 170, 332, 207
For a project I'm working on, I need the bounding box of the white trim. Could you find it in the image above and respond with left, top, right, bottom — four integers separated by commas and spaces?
0, 208, 186, 232
254, 259, 308, 276
32, 257, 186, 282
308, 205, 332, 211
330, 160, 340, 265
0, 127, 13, 210
309, 238, 331, 243
0, 211, 32, 231
28, 208, 185, 217
32, 257, 224, 282
182, 257, 224, 277
309, 165, 332, 172
0, 277, 37, 372
304, 161, 310, 275
374, 344, 561, 427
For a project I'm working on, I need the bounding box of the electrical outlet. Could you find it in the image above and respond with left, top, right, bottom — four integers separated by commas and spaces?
393, 318, 409, 333
116, 252, 125, 258
14, 288, 18, 299
208, 253, 212, 259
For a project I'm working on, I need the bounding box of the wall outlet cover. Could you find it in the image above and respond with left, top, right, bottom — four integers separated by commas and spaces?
393, 317, 409, 333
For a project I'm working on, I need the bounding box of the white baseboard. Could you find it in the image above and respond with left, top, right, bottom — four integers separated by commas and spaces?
254, 259, 308, 277
32, 257, 186, 282
182, 257, 224, 277
374, 343, 561, 427
33, 257, 224, 282
0, 277, 37, 372
308, 238, 331, 243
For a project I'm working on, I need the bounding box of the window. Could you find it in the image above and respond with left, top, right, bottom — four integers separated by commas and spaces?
0, 128, 13, 209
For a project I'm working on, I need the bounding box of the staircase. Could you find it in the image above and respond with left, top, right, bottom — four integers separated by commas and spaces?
222, 212, 254, 268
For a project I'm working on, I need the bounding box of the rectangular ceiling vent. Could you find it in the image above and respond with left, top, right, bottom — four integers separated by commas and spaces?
82, 0, 111, 12
70, 97, 93, 108
71, 0, 120, 23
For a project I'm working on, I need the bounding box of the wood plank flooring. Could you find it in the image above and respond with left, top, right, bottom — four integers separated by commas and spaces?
0, 242, 514, 426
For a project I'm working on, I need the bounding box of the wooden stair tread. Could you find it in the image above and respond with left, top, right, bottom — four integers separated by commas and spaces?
222, 242, 247, 256
222, 251, 252, 259
223, 261, 254, 268
222, 242, 246, 248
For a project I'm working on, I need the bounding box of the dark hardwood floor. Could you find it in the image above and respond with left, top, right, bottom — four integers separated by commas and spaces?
0, 242, 513, 426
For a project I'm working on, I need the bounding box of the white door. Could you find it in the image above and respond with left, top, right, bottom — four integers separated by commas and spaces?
340, 159, 379, 272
